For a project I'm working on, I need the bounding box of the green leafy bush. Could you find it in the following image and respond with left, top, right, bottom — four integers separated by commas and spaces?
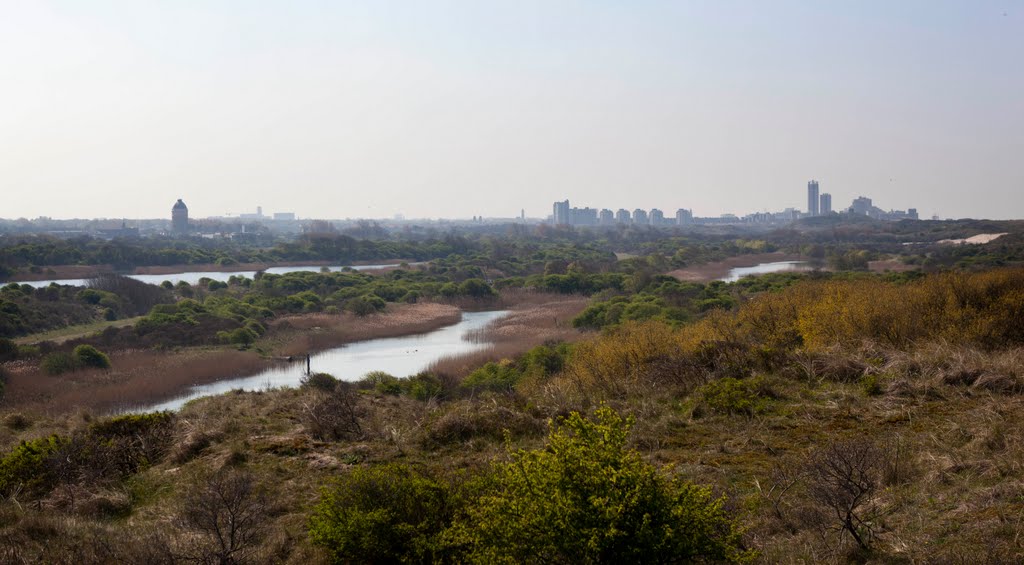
0, 337, 18, 362
446, 406, 753, 563
302, 372, 340, 392
309, 464, 452, 563
0, 434, 68, 496
698, 376, 772, 416
361, 371, 402, 395
406, 372, 445, 401
41, 351, 78, 375
461, 361, 521, 392
73, 344, 111, 369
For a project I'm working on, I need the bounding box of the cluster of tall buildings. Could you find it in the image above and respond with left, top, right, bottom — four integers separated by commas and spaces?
552, 200, 694, 227
805, 180, 833, 216
550, 180, 919, 227
808, 180, 917, 220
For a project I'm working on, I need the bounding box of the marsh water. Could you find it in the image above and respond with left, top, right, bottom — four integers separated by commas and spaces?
127, 309, 507, 413
720, 260, 811, 282
17, 262, 420, 288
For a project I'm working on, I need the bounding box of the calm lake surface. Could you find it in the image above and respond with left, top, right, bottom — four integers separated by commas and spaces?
17, 262, 419, 289
127, 310, 508, 413
720, 261, 811, 282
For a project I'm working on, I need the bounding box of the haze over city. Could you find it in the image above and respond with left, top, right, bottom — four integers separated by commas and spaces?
2, 1, 1021, 220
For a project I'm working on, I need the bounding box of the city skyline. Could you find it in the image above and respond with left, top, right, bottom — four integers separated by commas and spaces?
548, 180, 918, 227
1, 2, 1021, 220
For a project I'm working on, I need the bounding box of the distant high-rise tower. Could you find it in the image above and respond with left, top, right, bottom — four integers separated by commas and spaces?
172, 199, 189, 233
807, 180, 820, 216
552, 200, 570, 225
616, 209, 631, 224
819, 193, 832, 215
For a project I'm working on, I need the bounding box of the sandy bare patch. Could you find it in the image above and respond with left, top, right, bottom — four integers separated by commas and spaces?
937, 233, 1008, 245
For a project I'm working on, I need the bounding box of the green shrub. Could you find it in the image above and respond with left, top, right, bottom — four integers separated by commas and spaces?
309, 464, 452, 563
461, 361, 521, 392
89, 411, 175, 438
17, 344, 40, 359
361, 371, 402, 395
41, 351, 78, 375
218, 327, 259, 346
860, 373, 885, 396
0, 337, 18, 362
406, 372, 444, 401
73, 344, 112, 369
445, 406, 753, 563
347, 295, 386, 316
699, 376, 771, 416
0, 434, 68, 496
303, 372, 340, 392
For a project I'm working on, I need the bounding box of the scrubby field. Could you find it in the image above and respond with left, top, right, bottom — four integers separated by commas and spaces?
2, 269, 1024, 562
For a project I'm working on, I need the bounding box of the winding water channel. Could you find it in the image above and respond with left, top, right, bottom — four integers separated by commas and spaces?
17, 262, 420, 289
129, 310, 507, 413
106, 259, 806, 412
720, 260, 810, 282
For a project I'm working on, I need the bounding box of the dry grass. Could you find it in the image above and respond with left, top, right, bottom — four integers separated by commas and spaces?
427, 294, 587, 378
2, 335, 1024, 562
1, 349, 270, 416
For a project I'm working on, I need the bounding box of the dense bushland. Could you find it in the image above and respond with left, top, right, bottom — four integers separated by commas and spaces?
309, 406, 752, 563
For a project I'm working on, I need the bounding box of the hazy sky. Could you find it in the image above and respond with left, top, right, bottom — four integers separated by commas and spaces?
1, 1, 1021, 221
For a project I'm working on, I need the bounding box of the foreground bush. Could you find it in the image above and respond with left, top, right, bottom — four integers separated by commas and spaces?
309, 464, 452, 563
445, 406, 753, 563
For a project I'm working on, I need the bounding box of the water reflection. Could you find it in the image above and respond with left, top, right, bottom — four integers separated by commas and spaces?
126, 310, 507, 413
720, 261, 811, 282
16, 262, 421, 289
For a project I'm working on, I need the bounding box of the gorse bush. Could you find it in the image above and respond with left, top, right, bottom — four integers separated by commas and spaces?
0, 412, 175, 499
446, 406, 753, 563
0, 434, 67, 497
309, 464, 452, 563
699, 376, 773, 416
461, 360, 520, 393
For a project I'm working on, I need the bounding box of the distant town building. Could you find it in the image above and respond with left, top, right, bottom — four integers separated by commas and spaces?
273, 212, 296, 221
649, 209, 665, 226
616, 209, 631, 224
599, 209, 614, 226
820, 193, 832, 215
632, 209, 648, 225
570, 207, 598, 226
553, 200, 570, 225
807, 180, 820, 216
850, 196, 873, 216
239, 206, 267, 220
675, 208, 693, 225
172, 199, 189, 233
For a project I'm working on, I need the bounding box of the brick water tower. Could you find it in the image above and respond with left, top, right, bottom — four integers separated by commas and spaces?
172, 199, 189, 233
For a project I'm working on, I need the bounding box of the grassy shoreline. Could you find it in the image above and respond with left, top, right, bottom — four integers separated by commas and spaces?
0, 303, 465, 415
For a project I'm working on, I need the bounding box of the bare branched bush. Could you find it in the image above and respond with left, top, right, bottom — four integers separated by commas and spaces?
803, 438, 883, 550
303, 383, 364, 441
179, 470, 268, 564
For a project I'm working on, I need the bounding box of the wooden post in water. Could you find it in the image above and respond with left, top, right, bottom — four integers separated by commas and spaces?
306, 354, 311, 376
